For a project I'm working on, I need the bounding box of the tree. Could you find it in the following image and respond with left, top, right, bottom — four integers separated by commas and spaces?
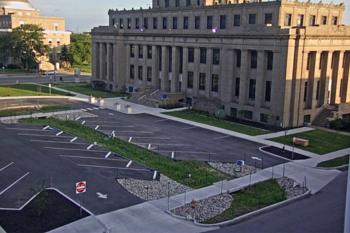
10, 24, 48, 70
69, 33, 92, 66
0, 33, 12, 66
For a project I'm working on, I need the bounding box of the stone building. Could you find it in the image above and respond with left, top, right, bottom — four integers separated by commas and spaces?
91, 0, 350, 128
0, 0, 70, 47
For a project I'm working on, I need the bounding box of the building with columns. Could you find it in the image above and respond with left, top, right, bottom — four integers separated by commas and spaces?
91, 0, 350, 128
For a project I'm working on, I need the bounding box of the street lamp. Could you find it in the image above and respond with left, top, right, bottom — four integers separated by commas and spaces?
251, 156, 262, 171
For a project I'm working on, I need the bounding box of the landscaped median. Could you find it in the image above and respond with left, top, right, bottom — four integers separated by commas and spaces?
271, 129, 350, 154
170, 178, 309, 225
317, 155, 350, 168
21, 118, 228, 189
0, 105, 70, 117
0, 84, 72, 97
163, 110, 269, 136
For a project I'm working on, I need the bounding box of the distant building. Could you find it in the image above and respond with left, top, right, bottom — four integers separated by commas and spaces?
0, 0, 70, 47
92, 0, 350, 128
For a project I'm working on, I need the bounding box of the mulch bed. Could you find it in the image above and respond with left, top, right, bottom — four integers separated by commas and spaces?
0, 190, 89, 233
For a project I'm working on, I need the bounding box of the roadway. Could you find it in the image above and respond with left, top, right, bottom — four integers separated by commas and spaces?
0, 73, 90, 85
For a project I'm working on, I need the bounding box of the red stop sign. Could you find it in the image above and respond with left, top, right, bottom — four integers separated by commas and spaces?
76, 181, 86, 194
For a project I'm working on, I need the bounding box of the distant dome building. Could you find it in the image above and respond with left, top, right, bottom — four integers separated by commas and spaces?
0, 0, 36, 11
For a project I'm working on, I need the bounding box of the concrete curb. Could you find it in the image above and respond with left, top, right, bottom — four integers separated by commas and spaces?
166, 190, 311, 227
259, 146, 292, 162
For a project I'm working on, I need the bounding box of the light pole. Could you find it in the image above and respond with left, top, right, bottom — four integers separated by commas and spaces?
344, 155, 350, 233
251, 156, 262, 172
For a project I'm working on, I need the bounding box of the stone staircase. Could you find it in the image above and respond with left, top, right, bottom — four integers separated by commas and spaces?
312, 105, 339, 127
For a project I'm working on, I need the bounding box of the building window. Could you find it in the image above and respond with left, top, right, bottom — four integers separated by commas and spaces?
147, 46, 152, 59
188, 48, 194, 63
173, 17, 178, 29
306, 52, 313, 70
243, 110, 253, 120
284, 14, 292, 26
265, 13, 273, 25
267, 51, 273, 70
138, 45, 143, 59
207, 16, 213, 29
265, 81, 272, 102
304, 115, 311, 123
297, 14, 304, 26
183, 16, 189, 29
138, 66, 143, 80
162, 17, 168, 29
130, 65, 135, 79
187, 71, 194, 89
127, 18, 131, 29
135, 18, 140, 29
211, 74, 219, 92
236, 50, 241, 67
220, 15, 226, 29
260, 113, 269, 123
199, 73, 206, 90
179, 47, 183, 73
249, 79, 256, 99
321, 16, 327, 25
144, 17, 148, 29
332, 16, 338, 25
147, 67, 152, 81
200, 48, 207, 64
168, 47, 172, 72
165, 0, 169, 8
153, 17, 158, 29
130, 45, 135, 57
234, 15, 241, 27
309, 15, 316, 26
195, 16, 200, 29
250, 50, 257, 69
213, 48, 220, 65
303, 81, 308, 102
235, 78, 240, 97
175, 0, 180, 7
249, 14, 256, 25
119, 18, 124, 29
186, 0, 191, 7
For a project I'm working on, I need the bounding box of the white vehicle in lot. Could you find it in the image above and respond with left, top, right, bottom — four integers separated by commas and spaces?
44, 70, 57, 76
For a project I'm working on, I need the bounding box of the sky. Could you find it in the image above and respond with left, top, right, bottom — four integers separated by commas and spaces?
30, 0, 350, 32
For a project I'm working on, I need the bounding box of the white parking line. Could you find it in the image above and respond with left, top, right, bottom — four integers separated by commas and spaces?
75, 116, 81, 121
0, 162, 14, 172
87, 108, 94, 111
42, 125, 51, 130
108, 113, 114, 116
93, 107, 99, 110
81, 120, 86, 125
182, 126, 197, 130
56, 131, 63, 136
214, 135, 231, 140
18, 133, 71, 138
105, 152, 112, 158
128, 137, 133, 142
126, 160, 133, 168
81, 109, 88, 112
153, 171, 158, 180
70, 137, 78, 143
87, 143, 95, 150
95, 125, 100, 130
147, 144, 152, 150
30, 139, 87, 145
0, 172, 30, 195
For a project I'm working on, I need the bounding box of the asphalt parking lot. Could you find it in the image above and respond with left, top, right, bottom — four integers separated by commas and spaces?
0, 122, 156, 215
78, 108, 287, 168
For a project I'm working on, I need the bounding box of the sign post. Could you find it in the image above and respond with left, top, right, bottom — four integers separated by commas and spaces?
76, 181, 86, 217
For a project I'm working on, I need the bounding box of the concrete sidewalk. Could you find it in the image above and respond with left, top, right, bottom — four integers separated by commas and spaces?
255, 127, 315, 139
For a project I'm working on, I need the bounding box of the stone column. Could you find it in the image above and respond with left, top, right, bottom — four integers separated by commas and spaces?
143, 45, 147, 85
99, 43, 105, 81
193, 47, 200, 96
221, 48, 234, 103
125, 44, 131, 85
323, 51, 333, 105
182, 47, 189, 93
106, 43, 112, 83
93, 42, 99, 80
335, 51, 344, 104
255, 50, 265, 108
345, 52, 350, 103
205, 48, 213, 98
161, 46, 169, 91
171, 47, 180, 93
312, 51, 321, 108
238, 49, 248, 105
151, 46, 160, 88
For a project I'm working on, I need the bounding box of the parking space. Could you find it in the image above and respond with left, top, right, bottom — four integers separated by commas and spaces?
0, 122, 157, 214
77, 108, 288, 168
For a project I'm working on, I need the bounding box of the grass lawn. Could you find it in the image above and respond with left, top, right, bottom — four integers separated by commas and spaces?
205, 180, 287, 224
73, 64, 91, 73
0, 105, 70, 117
271, 129, 350, 154
163, 110, 268, 136
54, 82, 128, 98
21, 118, 228, 188
317, 155, 350, 168
0, 84, 72, 97
0, 69, 35, 75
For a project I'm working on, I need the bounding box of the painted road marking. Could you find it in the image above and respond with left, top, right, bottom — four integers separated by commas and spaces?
0, 172, 30, 196
0, 162, 14, 172
128, 137, 133, 142
97, 192, 108, 199
108, 113, 114, 116
87, 108, 93, 111
95, 125, 100, 130
81, 120, 86, 125
81, 109, 88, 112
42, 125, 50, 130
93, 107, 99, 110
75, 117, 81, 121
126, 160, 133, 168
56, 131, 63, 136
147, 144, 152, 150
153, 171, 157, 180
105, 152, 112, 158
70, 137, 78, 143
87, 143, 96, 150
171, 152, 175, 160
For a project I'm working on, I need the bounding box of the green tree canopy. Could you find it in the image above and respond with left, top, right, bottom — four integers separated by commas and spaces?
69, 33, 91, 66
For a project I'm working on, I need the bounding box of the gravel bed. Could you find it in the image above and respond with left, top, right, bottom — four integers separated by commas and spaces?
277, 177, 308, 199
171, 194, 232, 222
117, 175, 192, 201
208, 162, 256, 177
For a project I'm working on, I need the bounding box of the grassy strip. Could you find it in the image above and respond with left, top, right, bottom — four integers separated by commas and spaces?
21, 118, 228, 188
317, 155, 350, 168
271, 129, 350, 155
54, 83, 128, 98
0, 106, 70, 117
163, 110, 268, 136
0, 84, 72, 97
205, 180, 287, 224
